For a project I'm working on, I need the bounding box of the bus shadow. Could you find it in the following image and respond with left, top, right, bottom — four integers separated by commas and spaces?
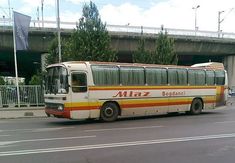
45, 111, 222, 126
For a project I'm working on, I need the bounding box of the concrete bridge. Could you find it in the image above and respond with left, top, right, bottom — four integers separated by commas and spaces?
1, 25, 235, 86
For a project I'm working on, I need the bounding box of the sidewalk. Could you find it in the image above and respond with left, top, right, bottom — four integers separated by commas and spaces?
0, 107, 46, 119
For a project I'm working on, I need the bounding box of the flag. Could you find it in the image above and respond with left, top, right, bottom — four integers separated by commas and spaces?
13, 11, 31, 50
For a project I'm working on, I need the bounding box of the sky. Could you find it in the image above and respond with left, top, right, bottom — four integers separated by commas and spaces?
0, 0, 235, 33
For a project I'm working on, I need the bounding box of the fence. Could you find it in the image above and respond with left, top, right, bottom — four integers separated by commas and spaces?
0, 85, 44, 108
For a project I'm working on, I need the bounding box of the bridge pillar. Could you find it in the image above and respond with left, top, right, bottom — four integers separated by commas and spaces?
224, 55, 235, 88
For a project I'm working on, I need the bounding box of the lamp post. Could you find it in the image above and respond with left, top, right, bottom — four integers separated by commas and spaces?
192, 5, 200, 32
218, 10, 224, 37
217, 8, 234, 38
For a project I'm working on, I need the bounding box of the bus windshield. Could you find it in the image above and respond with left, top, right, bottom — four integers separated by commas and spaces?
45, 66, 68, 94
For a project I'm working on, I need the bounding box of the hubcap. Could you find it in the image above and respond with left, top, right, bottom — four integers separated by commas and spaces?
105, 107, 113, 117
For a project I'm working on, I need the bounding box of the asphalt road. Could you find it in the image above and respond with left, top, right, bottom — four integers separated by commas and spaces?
1, 106, 235, 163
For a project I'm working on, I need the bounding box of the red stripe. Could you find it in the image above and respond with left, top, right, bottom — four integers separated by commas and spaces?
65, 106, 99, 111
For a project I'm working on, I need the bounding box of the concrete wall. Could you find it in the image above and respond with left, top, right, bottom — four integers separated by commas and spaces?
224, 56, 235, 87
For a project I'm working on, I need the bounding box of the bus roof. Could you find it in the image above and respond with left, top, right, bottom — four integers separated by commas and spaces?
46, 61, 224, 70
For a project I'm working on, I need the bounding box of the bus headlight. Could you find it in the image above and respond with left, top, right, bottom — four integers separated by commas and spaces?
58, 105, 64, 111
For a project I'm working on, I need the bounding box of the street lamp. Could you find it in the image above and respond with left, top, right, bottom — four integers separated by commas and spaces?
218, 10, 224, 37
217, 8, 234, 38
192, 5, 200, 32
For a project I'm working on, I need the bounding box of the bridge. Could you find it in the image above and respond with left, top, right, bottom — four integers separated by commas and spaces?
1, 19, 235, 86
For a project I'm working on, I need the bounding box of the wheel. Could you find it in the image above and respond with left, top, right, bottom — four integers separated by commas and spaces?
189, 98, 203, 115
100, 103, 119, 122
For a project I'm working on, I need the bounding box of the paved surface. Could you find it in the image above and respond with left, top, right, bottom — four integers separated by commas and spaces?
0, 107, 46, 119
0, 105, 235, 163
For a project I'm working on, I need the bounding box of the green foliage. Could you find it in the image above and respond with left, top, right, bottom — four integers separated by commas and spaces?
154, 31, 178, 65
134, 30, 177, 65
64, 1, 116, 62
29, 74, 42, 85
133, 37, 154, 64
47, 1, 116, 65
0, 76, 5, 85
46, 37, 67, 66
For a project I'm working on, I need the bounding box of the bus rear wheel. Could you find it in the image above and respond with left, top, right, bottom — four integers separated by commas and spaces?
100, 102, 119, 122
189, 98, 203, 115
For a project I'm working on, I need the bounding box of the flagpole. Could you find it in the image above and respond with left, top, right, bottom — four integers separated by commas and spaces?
56, 0, 61, 63
12, 10, 20, 108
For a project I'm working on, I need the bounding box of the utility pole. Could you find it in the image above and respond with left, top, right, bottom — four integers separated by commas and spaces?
8, 0, 11, 19
218, 11, 224, 38
56, 0, 61, 63
217, 8, 234, 38
41, 0, 44, 27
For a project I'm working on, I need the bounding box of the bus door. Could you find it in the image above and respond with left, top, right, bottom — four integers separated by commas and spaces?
70, 72, 89, 119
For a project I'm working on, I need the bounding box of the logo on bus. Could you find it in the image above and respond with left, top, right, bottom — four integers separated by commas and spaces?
162, 91, 186, 97
113, 91, 151, 98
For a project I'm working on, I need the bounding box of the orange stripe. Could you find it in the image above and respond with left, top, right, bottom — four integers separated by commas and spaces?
64, 100, 216, 111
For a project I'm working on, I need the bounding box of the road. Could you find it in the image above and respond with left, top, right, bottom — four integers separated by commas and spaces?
1, 106, 235, 163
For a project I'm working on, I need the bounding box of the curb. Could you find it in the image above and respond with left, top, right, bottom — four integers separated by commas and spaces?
0, 107, 47, 119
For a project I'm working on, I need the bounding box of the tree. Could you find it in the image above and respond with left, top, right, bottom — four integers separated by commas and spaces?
153, 30, 178, 65
65, 1, 116, 62
46, 36, 67, 66
47, 1, 116, 65
0, 76, 5, 85
28, 73, 43, 85
133, 30, 177, 65
133, 36, 154, 64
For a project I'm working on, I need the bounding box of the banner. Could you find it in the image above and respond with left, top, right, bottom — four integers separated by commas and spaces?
13, 11, 31, 50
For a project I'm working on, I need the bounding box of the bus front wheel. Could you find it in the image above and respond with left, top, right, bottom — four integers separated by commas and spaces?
100, 102, 119, 122
189, 98, 203, 115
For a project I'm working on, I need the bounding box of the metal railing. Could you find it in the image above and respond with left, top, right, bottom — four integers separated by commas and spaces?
1, 18, 235, 39
0, 85, 44, 108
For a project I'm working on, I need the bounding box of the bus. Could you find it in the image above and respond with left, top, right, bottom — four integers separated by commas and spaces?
44, 61, 228, 122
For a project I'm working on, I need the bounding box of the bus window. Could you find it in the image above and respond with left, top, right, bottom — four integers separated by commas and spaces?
120, 67, 145, 85
91, 65, 119, 85
188, 69, 205, 85
145, 68, 167, 85
215, 70, 225, 85
71, 73, 87, 92
206, 70, 215, 85
168, 69, 187, 85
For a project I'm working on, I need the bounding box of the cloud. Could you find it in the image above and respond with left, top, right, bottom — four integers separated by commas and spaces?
100, 0, 235, 32
66, 0, 91, 5
18, 0, 55, 15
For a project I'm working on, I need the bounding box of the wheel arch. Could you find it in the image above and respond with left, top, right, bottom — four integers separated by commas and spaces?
192, 97, 204, 110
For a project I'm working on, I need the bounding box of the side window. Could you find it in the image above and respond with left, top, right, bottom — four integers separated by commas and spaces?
120, 67, 145, 85
145, 68, 167, 85
168, 69, 177, 85
91, 65, 119, 85
215, 70, 225, 85
188, 69, 205, 85
206, 70, 215, 85
168, 69, 187, 85
71, 73, 87, 93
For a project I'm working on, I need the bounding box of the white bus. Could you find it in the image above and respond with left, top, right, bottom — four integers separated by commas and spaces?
44, 61, 228, 122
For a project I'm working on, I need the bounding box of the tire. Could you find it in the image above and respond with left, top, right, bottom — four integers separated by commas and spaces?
100, 103, 119, 122
189, 98, 203, 115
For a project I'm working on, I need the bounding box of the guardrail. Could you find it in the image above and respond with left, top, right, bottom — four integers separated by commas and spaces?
1, 18, 235, 39
0, 85, 44, 108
